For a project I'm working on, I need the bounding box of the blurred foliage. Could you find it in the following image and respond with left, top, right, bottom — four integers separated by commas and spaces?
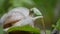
46, 30, 50, 34
56, 19, 60, 30
33, 0, 60, 28
9, 0, 35, 8
0, 0, 11, 17
0, 26, 3, 34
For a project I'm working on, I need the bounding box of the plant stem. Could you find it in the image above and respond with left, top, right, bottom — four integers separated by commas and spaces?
41, 17, 46, 34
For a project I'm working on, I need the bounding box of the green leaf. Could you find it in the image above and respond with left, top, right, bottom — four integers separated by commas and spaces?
31, 8, 42, 16
56, 19, 60, 30
8, 25, 40, 34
